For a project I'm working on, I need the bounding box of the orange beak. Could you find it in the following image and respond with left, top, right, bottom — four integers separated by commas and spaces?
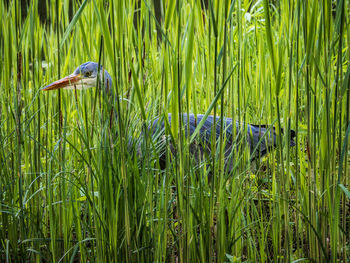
42, 73, 81, 91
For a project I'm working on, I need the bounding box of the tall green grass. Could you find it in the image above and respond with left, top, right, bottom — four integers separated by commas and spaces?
0, 0, 349, 262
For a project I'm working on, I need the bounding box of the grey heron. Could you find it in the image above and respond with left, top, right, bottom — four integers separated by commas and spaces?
43, 61, 296, 171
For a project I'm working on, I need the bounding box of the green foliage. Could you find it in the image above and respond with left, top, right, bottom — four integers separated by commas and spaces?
0, 0, 349, 262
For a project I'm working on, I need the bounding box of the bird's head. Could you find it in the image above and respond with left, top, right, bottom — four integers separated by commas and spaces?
42, 62, 112, 91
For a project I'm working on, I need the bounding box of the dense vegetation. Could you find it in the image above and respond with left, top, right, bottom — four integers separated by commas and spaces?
1, 0, 349, 262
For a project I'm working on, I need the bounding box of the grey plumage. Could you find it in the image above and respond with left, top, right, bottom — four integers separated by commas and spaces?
150, 113, 296, 171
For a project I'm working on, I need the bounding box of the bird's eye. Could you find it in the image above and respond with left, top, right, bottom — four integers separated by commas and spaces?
85, 71, 92, 77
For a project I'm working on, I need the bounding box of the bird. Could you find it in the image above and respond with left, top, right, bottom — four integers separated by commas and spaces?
43, 61, 296, 172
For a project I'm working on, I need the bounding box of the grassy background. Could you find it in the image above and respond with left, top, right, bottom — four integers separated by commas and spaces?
1, 0, 349, 262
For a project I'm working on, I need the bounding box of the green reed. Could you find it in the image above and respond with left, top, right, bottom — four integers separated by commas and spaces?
0, 0, 349, 262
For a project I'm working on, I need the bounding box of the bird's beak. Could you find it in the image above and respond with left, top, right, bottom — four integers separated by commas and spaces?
42, 73, 81, 91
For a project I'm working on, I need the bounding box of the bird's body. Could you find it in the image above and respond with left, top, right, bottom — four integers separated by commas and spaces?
150, 113, 295, 171
43, 62, 296, 171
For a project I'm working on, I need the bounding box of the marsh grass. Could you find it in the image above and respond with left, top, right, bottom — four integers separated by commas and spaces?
0, 0, 349, 262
